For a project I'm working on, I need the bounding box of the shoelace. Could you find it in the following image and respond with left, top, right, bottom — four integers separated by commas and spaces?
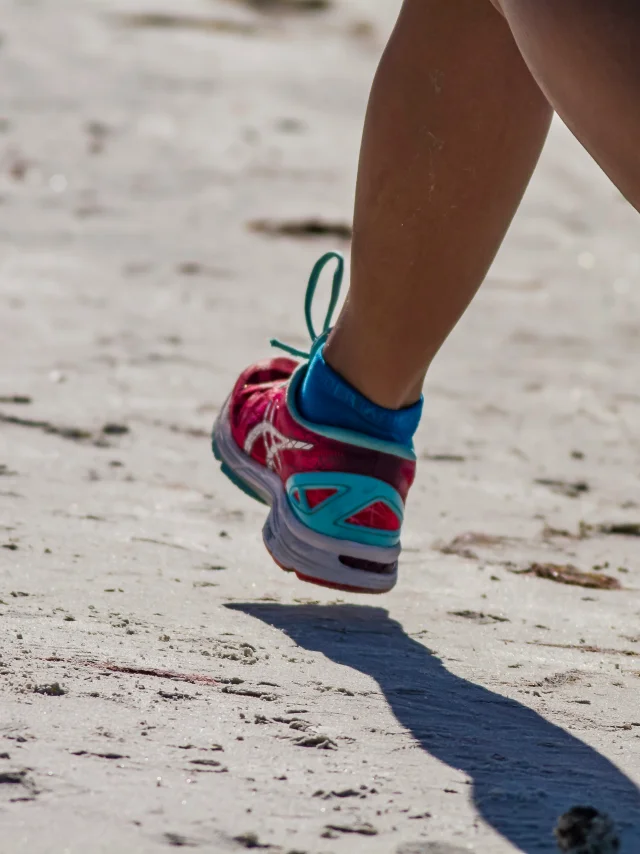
270, 251, 344, 360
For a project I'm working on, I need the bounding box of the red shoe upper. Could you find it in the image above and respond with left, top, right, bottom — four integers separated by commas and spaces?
228, 358, 416, 504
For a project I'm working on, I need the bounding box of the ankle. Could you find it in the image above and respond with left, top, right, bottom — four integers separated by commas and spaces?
324, 331, 425, 411
298, 345, 423, 448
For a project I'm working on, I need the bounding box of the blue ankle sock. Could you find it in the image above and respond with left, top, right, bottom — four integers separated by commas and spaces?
298, 347, 423, 448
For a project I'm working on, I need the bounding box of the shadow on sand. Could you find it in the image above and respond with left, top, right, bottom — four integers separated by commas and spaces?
228, 603, 640, 853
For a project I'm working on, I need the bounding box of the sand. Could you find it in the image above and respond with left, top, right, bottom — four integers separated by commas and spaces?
1, 1, 639, 852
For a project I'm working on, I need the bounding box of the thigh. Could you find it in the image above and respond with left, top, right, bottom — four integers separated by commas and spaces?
499, 0, 640, 206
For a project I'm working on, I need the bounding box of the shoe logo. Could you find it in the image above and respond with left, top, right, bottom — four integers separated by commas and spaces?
244, 402, 313, 471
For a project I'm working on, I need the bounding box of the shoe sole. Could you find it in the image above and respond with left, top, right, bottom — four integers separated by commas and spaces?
212, 398, 399, 594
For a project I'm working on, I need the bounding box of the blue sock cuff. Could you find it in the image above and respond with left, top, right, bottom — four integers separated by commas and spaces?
297, 347, 423, 448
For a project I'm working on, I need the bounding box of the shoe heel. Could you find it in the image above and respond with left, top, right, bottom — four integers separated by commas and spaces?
262, 492, 398, 595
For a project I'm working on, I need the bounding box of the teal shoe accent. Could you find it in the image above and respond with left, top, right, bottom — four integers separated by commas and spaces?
212, 432, 267, 505
271, 252, 344, 361
287, 365, 416, 462
269, 251, 416, 462
286, 471, 404, 548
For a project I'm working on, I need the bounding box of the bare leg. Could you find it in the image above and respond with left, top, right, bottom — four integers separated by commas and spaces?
324, 0, 552, 408
498, 0, 640, 208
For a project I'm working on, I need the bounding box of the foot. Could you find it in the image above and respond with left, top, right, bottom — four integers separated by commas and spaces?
212, 254, 416, 593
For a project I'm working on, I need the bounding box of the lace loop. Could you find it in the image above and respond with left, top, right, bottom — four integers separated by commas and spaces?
270, 252, 344, 359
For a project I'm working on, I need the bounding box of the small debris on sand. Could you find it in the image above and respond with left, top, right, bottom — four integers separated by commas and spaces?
158, 690, 193, 701
163, 832, 199, 848
554, 806, 619, 853
33, 682, 66, 696
0, 412, 93, 443
0, 770, 28, 785
242, 0, 332, 11
449, 610, 510, 624
222, 686, 278, 701
323, 822, 378, 836
534, 478, 589, 498
45, 658, 219, 686
542, 524, 576, 539
438, 531, 513, 560
422, 453, 466, 462
294, 734, 337, 749
248, 217, 352, 241
232, 831, 272, 849
586, 521, 640, 538
516, 564, 621, 590
528, 641, 639, 658
102, 423, 129, 436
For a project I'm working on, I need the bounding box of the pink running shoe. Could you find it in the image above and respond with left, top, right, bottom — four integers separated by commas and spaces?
212, 253, 416, 593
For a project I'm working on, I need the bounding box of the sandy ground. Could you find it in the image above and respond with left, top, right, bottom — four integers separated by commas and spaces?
1, 1, 640, 852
